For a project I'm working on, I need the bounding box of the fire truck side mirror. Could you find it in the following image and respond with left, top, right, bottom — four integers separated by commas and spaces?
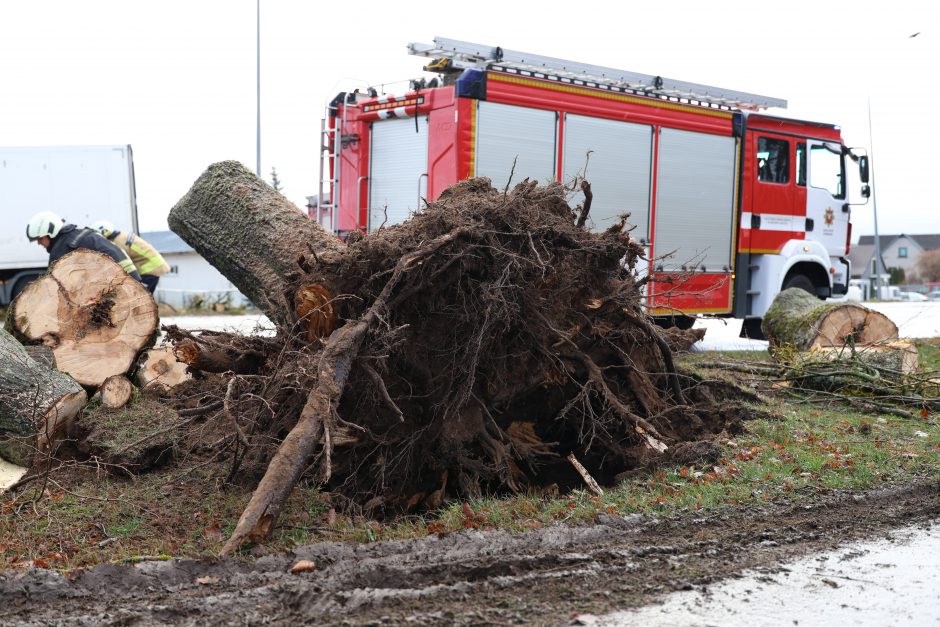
858, 155, 870, 183
861, 184, 871, 199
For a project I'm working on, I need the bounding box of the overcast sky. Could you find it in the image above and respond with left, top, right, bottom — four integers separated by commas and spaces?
2, 1, 937, 241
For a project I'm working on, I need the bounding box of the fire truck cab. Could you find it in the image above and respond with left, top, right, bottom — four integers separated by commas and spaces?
316, 37, 870, 337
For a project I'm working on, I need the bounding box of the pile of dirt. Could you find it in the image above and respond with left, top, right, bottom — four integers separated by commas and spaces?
155, 176, 753, 518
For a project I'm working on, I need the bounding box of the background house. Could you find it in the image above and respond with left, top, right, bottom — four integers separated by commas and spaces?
848, 233, 940, 284
142, 230, 249, 310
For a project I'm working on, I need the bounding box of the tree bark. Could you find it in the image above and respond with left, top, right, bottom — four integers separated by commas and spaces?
167, 161, 347, 332
762, 288, 898, 352
0, 327, 87, 466
10, 250, 159, 387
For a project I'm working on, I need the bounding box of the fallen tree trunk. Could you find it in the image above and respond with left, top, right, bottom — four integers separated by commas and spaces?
0, 327, 87, 466
10, 250, 159, 387
168, 161, 347, 333
762, 288, 898, 352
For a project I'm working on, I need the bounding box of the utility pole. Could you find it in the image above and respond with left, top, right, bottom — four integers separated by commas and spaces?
868, 98, 883, 299
256, 0, 261, 176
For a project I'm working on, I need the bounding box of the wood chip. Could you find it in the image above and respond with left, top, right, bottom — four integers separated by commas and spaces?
290, 559, 317, 574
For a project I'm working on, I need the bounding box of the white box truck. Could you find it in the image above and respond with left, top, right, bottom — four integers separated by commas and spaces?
0, 145, 139, 306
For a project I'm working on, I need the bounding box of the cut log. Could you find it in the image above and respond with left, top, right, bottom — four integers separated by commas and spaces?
98, 375, 133, 409
136, 346, 192, 391
10, 249, 159, 387
24, 345, 55, 369
762, 288, 898, 353
0, 327, 87, 466
806, 340, 918, 378
168, 161, 346, 332
173, 339, 264, 374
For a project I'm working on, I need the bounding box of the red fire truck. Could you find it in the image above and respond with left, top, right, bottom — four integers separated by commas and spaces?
315, 37, 870, 337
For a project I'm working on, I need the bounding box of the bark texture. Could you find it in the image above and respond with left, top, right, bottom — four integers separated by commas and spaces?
0, 327, 87, 466
167, 160, 347, 331
10, 250, 159, 387
762, 288, 898, 352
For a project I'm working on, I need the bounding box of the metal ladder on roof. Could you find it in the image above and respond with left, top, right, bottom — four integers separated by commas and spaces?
408, 36, 787, 112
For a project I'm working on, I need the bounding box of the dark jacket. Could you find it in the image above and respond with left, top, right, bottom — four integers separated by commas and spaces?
48, 224, 142, 280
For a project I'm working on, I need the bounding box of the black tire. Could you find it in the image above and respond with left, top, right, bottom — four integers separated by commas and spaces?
653, 315, 695, 330
673, 315, 695, 330
653, 316, 675, 330
782, 273, 815, 296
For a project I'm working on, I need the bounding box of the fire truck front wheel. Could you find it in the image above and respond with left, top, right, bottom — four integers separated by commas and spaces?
782, 273, 816, 297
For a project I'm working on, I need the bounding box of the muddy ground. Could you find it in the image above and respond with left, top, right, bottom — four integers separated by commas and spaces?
2, 477, 937, 626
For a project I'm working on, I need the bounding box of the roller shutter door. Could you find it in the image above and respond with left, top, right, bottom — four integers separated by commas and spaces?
562, 114, 653, 237
475, 101, 556, 191
369, 116, 428, 231
653, 128, 736, 272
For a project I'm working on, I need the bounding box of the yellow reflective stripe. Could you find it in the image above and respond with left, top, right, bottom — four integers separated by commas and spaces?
137, 257, 166, 274
119, 258, 137, 275
126, 237, 167, 274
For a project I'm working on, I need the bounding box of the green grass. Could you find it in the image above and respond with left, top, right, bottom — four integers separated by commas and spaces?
2, 348, 939, 571
913, 338, 940, 371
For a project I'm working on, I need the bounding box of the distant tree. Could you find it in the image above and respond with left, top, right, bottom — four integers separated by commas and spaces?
917, 249, 940, 282
270, 167, 282, 193
887, 266, 906, 285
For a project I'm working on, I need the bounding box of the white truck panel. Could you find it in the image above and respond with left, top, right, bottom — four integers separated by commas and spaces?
475, 101, 556, 190
0, 145, 138, 271
369, 117, 429, 230
562, 114, 653, 238
653, 129, 736, 272
747, 239, 833, 317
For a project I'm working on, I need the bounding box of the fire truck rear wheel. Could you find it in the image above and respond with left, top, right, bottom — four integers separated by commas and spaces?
783, 273, 815, 296
653, 315, 695, 331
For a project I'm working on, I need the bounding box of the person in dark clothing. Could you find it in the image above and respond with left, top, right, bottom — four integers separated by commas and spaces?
26, 211, 141, 281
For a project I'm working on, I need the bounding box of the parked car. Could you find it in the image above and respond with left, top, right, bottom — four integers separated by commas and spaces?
899, 291, 929, 302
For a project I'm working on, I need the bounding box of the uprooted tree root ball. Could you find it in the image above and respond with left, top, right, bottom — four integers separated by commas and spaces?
159, 163, 759, 553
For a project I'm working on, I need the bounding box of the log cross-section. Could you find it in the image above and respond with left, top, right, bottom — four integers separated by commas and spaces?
11, 249, 159, 387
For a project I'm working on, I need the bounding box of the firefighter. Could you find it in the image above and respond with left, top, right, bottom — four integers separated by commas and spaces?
90, 220, 170, 294
26, 211, 141, 281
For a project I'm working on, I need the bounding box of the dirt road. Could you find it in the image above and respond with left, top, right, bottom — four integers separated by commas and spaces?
2, 478, 937, 626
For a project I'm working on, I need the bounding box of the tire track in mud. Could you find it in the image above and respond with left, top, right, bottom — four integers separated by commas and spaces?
2, 479, 938, 626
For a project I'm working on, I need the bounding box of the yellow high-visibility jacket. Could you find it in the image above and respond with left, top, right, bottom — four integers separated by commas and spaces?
107, 231, 171, 276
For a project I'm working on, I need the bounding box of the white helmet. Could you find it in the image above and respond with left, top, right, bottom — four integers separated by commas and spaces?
26, 211, 65, 241
90, 219, 115, 236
